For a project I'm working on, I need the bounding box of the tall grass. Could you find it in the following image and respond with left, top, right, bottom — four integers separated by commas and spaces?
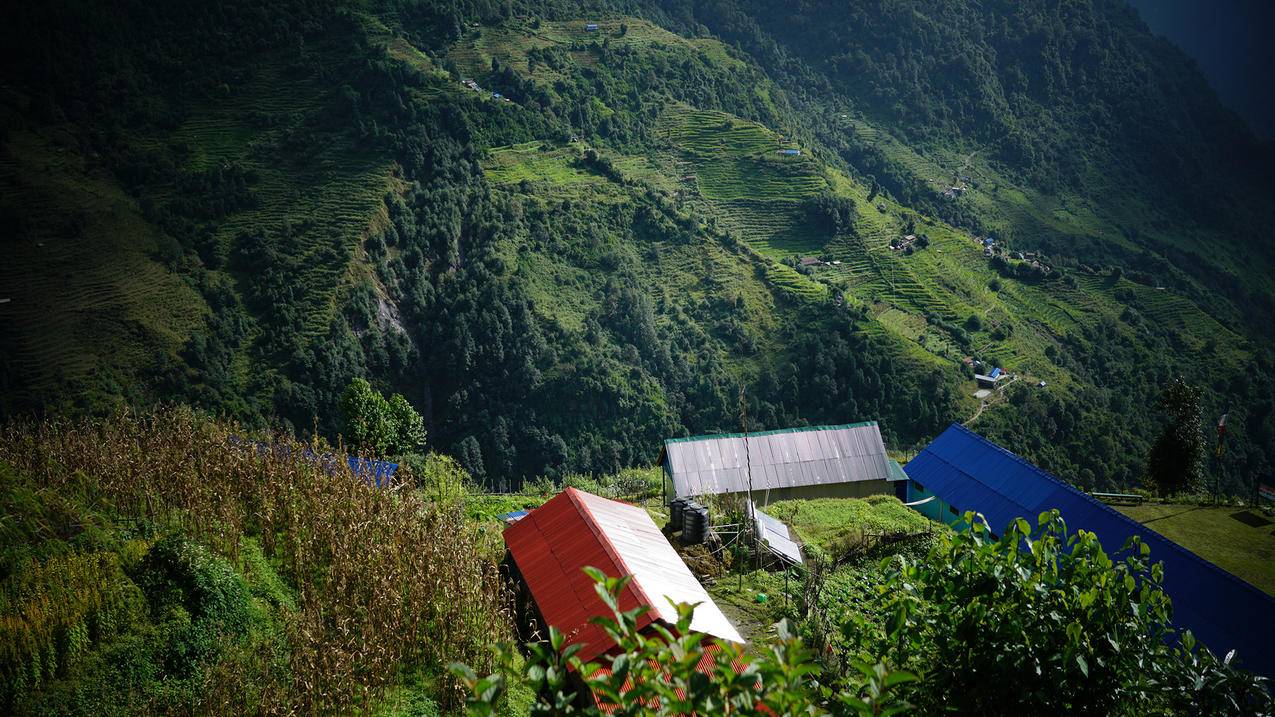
0, 408, 505, 714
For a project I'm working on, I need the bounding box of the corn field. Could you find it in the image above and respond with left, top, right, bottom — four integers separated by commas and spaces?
0, 408, 507, 714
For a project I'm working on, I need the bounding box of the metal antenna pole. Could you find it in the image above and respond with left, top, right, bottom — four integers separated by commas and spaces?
739, 384, 757, 571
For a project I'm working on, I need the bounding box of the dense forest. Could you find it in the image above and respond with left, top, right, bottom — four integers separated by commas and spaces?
4, 1, 1275, 715
2, 0, 1273, 496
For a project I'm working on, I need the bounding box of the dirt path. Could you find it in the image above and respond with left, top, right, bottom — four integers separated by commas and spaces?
966, 397, 988, 425
965, 375, 1019, 425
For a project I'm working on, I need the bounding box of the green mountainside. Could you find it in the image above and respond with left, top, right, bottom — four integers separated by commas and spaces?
2, 0, 1273, 494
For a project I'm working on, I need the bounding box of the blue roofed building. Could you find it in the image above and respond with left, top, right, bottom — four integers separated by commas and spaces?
904, 423, 1275, 678
230, 435, 398, 488
345, 455, 399, 488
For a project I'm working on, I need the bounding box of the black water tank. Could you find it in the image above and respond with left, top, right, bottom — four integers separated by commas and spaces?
669, 497, 688, 531
682, 502, 709, 545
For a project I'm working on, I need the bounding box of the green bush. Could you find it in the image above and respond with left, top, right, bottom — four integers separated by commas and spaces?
133, 536, 253, 679
453, 512, 1271, 715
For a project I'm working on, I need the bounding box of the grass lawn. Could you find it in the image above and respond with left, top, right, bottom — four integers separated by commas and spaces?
1115, 503, 1275, 596
765, 495, 933, 555
706, 569, 791, 651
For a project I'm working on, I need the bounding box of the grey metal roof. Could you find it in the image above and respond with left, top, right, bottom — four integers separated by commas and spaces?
662, 422, 893, 499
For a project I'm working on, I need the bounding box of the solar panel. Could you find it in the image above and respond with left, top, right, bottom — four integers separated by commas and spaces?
748, 500, 803, 564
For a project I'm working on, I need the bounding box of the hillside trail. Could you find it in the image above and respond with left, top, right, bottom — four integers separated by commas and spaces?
966, 397, 988, 425
965, 375, 1018, 426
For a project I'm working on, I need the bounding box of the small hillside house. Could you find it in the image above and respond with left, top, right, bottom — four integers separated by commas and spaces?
658, 422, 908, 505
503, 487, 742, 665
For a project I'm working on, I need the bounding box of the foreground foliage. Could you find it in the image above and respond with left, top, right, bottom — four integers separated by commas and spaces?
456, 512, 1271, 715
0, 410, 504, 715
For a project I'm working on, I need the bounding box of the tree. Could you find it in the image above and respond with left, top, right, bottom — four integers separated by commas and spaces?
456, 435, 486, 484
339, 378, 392, 454
1145, 377, 1206, 496
417, 452, 470, 505
338, 378, 426, 456
805, 192, 856, 236
387, 393, 427, 455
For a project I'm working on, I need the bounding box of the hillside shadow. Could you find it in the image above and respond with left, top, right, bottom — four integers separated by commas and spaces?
1230, 510, 1273, 528
1141, 506, 1202, 524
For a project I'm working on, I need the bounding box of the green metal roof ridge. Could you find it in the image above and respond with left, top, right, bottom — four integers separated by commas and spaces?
663, 421, 879, 445
887, 459, 909, 482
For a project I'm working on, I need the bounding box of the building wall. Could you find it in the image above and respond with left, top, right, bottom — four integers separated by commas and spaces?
743, 479, 896, 506
905, 480, 967, 528
905, 480, 1002, 537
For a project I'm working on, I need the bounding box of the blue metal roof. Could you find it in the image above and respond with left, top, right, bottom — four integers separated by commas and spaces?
906, 423, 1275, 678
497, 509, 530, 524
230, 436, 399, 488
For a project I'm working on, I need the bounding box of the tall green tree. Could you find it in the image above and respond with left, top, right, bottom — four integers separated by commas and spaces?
1145, 377, 1206, 496
339, 378, 426, 456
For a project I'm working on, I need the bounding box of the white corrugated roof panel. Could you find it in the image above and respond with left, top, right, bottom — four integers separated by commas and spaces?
576, 491, 744, 645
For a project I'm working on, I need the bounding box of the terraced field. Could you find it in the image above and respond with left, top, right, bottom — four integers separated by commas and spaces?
484, 142, 602, 186
656, 108, 829, 258
447, 14, 1254, 421
167, 54, 395, 338
712, 199, 824, 257
446, 18, 746, 94
0, 37, 407, 410
0, 125, 204, 410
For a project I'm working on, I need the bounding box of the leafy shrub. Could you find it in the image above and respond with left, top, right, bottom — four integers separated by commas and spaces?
454, 511, 1271, 716
0, 409, 507, 713
611, 467, 661, 500
133, 536, 253, 678
854, 511, 1272, 715
0, 552, 148, 711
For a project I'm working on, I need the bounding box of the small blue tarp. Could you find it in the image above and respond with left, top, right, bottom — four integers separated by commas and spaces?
229, 436, 399, 488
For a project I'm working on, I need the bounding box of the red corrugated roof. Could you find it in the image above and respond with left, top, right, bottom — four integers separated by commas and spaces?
503, 487, 742, 665
504, 488, 655, 663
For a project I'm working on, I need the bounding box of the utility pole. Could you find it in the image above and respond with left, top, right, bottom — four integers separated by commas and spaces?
739, 384, 757, 572
1215, 409, 1229, 505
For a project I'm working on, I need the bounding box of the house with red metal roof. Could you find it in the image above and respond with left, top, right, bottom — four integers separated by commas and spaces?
503, 487, 743, 665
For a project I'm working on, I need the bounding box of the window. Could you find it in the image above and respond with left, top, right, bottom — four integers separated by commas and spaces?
949, 505, 959, 516
913, 481, 925, 492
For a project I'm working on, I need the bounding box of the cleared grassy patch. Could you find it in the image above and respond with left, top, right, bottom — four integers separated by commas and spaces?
484, 142, 601, 186
766, 495, 932, 554
1114, 503, 1275, 597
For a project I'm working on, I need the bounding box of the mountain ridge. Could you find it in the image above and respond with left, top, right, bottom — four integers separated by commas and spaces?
1, 0, 1272, 496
